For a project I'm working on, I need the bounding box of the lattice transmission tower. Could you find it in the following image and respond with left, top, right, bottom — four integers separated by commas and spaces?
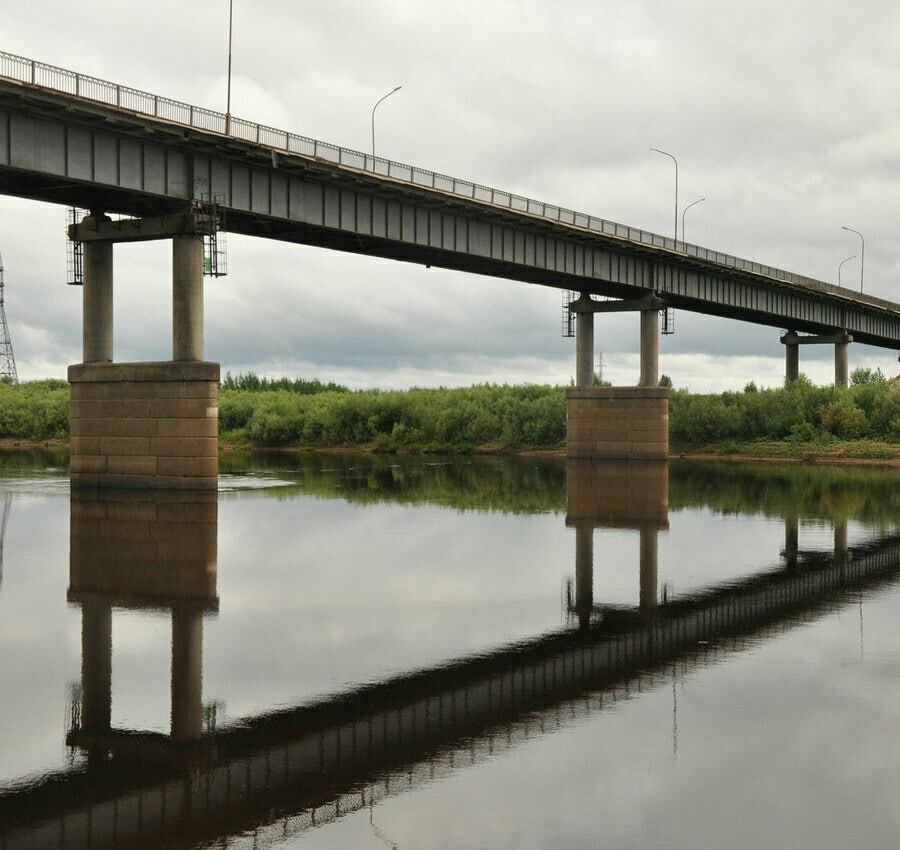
0, 252, 17, 383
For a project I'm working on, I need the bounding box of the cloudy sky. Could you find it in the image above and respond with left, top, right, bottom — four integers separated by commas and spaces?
2, 0, 900, 390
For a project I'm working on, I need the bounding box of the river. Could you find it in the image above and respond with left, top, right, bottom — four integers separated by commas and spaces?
1, 452, 899, 849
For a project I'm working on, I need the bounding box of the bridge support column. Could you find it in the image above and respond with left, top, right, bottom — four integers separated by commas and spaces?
575, 300, 594, 388
567, 387, 669, 459
780, 330, 853, 388
173, 235, 204, 361
640, 309, 659, 388
784, 335, 800, 384
567, 294, 668, 459
69, 210, 220, 489
82, 216, 113, 363
835, 339, 850, 389
69, 361, 219, 489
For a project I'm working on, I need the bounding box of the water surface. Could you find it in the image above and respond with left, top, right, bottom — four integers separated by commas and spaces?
1, 453, 899, 849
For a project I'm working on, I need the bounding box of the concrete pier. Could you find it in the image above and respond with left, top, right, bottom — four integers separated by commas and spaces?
567, 387, 669, 459
69, 209, 220, 489
568, 295, 669, 460
69, 361, 219, 489
782, 330, 853, 388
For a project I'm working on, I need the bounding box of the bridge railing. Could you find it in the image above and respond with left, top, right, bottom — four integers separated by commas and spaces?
1, 50, 895, 312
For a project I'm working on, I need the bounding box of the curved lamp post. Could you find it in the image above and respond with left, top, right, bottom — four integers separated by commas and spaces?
841, 226, 865, 292
681, 197, 706, 246
372, 86, 402, 158
838, 255, 856, 287
650, 147, 678, 244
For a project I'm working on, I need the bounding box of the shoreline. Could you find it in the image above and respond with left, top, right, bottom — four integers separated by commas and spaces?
5, 438, 900, 468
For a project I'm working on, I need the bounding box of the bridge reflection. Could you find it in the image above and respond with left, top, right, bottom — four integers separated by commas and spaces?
1, 465, 898, 849
68, 490, 218, 767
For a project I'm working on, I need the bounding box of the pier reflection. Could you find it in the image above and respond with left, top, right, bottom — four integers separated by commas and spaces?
67, 490, 218, 766
3, 463, 900, 849
565, 460, 668, 629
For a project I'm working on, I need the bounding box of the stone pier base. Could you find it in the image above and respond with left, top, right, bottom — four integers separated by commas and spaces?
68, 361, 220, 489
566, 387, 669, 460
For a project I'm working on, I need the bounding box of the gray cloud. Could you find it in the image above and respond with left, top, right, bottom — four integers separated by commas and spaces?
2, 1, 899, 387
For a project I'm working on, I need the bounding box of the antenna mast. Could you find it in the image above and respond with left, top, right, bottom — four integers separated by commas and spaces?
0, 253, 17, 383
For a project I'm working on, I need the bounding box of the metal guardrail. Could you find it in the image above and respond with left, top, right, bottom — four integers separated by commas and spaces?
0, 50, 894, 311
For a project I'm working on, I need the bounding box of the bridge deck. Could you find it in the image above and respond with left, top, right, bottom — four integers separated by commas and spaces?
1, 50, 899, 348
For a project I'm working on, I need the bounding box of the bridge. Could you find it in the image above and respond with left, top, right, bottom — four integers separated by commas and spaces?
2, 51, 900, 483
1, 472, 896, 849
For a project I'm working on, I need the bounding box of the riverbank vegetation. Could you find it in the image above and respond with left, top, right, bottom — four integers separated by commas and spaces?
2, 370, 900, 458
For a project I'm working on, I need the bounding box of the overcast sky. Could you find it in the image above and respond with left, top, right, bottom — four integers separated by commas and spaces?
2, 0, 900, 390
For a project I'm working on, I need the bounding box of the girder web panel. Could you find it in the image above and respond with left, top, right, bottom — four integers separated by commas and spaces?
1, 100, 899, 346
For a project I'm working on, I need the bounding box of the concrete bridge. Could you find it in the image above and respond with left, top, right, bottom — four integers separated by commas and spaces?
1, 463, 896, 848
2, 52, 900, 484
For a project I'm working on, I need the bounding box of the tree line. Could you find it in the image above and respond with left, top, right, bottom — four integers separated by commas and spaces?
2, 369, 898, 453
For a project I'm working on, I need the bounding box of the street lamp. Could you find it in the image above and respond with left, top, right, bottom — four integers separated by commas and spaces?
650, 147, 678, 244
838, 255, 856, 287
681, 197, 706, 246
225, 0, 234, 136
841, 226, 865, 292
372, 86, 402, 159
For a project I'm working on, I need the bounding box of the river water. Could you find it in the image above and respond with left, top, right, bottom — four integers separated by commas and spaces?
1, 452, 900, 849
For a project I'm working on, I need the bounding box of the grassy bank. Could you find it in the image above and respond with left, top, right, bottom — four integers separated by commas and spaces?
2, 372, 900, 459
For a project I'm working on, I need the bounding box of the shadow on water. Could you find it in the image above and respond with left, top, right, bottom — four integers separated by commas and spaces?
1, 454, 899, 847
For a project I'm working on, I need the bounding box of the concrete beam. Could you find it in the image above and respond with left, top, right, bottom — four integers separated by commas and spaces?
780, 330, 853, 346
70, 211, 216, 243
569, 294, 664, 314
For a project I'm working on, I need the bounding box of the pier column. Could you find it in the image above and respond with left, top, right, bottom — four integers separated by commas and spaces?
783, 332, 800, 383
640, 309, 659, 388
82, 215, 113, 363
575, 299, 594, 387
835, 339, 849, 389
173, 235, 204, 361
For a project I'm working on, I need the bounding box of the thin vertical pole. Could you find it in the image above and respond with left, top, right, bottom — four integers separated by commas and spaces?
225, 0, 234, 135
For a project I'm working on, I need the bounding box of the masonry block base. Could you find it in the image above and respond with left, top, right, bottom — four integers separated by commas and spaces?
68, 361, 220, 490
566, 386, 669, 460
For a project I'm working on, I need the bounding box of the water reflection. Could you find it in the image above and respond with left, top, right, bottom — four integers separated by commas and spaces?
68, 490, 218, 765
565, 460, 668, 630
1, 455, 900, 849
